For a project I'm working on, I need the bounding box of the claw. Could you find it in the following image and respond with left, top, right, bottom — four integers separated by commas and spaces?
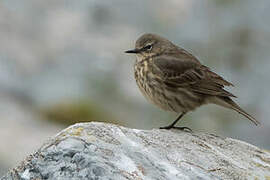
171, 126, 193, 132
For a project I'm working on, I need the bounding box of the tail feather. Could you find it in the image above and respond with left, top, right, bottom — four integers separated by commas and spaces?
214, 97, 260, 126
230, 103, 260, 126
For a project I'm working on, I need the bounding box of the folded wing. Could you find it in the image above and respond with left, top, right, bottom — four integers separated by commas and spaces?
153, 53, 235, 98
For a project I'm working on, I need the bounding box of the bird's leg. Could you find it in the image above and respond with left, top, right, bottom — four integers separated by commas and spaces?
160, 112, 192, 132
160, 113, 185, 129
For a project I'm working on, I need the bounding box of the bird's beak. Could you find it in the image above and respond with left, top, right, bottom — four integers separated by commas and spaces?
125, 48, 140, 54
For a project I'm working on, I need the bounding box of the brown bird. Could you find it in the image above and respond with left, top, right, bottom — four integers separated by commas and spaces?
125, 33, 259, 130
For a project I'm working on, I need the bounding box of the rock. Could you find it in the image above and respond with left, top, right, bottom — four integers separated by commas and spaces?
1, 122, 270, 180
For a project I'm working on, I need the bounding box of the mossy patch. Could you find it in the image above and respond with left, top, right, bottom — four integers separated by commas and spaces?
40, 100, 120, 126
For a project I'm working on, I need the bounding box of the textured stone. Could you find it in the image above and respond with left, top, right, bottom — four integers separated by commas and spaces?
2, 122, 270, 180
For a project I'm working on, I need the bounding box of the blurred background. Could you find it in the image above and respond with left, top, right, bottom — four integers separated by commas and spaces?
0, 0, 270, 175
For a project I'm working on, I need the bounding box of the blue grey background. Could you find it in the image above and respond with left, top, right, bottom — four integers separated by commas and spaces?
0, 0, 269, 175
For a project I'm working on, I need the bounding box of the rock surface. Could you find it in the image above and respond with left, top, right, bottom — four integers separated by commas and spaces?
2, 122, 270, 180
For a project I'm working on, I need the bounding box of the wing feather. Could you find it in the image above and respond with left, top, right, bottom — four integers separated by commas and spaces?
153, 53, 236, 98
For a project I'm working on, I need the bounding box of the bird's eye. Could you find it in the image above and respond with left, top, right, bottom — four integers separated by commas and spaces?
144, 44, 152, 51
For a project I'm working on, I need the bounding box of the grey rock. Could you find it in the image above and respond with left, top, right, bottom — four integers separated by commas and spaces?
2, 122, 270, 180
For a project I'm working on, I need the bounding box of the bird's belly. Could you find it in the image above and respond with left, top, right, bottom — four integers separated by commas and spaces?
136, 79, 172, 111
135, 74, 200, 113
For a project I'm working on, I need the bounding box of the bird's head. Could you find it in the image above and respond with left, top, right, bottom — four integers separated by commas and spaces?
125, 33, 176, 60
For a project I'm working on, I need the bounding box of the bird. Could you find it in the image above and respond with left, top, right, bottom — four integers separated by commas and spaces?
125, 33, 259, 131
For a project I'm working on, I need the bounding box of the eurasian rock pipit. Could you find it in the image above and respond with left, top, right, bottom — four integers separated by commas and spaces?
125, 33, 259, 130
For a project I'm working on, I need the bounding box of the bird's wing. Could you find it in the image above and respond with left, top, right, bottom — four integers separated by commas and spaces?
152, 53, 236, 98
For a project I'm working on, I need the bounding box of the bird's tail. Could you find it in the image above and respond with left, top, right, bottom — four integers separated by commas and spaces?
213, 96, 260, 126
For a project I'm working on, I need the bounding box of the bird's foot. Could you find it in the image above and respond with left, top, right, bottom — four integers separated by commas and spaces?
159, 125, 192, 132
